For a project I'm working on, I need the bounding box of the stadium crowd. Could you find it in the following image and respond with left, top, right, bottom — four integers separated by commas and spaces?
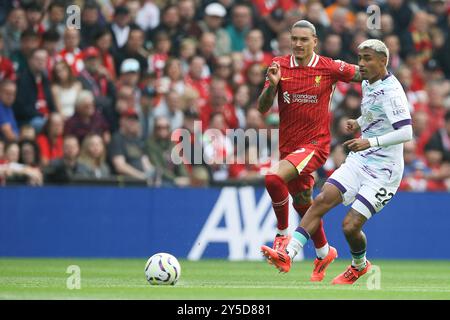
0, 0, 449, 190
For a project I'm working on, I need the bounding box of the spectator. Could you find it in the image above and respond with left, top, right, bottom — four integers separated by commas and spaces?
154, 91, 185, 131
147, 31, 171, 78
19, 124, 35, 142
57, 28, 84, 76
114, 27, 148, 77
0, 33, 16, 81
65, 90, 111, 144
146, 116, 189, 186
10, 29, 41, 74
109, 108, 156, 183
179, 39, 199, 74
44, 135, 91, 184
202, 77, 238, 129
400, 140, 432, 191
150, 4, 184, 55
159, 58, 185, 95
246, 62, 265, 104
78, 46, 116, 115
226, 4, 253, 52
13, 48, 56, 132
51, 60, 82, 119
41, 29, 61, 76
19, 139, 40, 168
326, 7, 353, 51
0, 79, 18, 142
242, 29, 273, 70
0, 7, 28, 57
80, 1, 104, 48
197, 32, 216, 73
94, 28, 117, 81
36, 112, 64, 167
304, 1, 328, 41
203, 112, 234, 182
178, 0, 202, 39
325, 0, 356, 28
199, 3, 231, 56
381, 0, 413, 35
24, 2, 45, 35
117, 58, 140, 88
321, 33, 343, 60
185, 55, 210, 110
233, 84, 251, 128
109, 5, 132, 55
1, 141, 42, 186
402, 11, 433, 64
79, 133, 111, 179
272, 30, 291, 56
383, 33, 403, 73
425, 111, 450, 164
43, 1, 66, 38
138, 86, 159, 139
135, 0, 160, 32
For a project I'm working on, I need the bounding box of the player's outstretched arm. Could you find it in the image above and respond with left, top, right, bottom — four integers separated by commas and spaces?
257, 85, 278, 114
257, 62, 280, 114
344, 125, 413, 152
351, 65, 362, 82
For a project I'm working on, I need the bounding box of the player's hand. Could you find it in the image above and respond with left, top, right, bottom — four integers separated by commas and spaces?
346, 119, 360, 133
267, 62, 281, 87
343, 138, 370, 152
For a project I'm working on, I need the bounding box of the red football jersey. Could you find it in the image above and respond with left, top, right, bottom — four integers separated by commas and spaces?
264, 53, 356, 155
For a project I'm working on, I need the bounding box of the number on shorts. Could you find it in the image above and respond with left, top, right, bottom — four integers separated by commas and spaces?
375, 187, 394, 206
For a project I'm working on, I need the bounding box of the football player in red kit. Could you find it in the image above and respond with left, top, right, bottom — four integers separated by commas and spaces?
258, 20, 361, 281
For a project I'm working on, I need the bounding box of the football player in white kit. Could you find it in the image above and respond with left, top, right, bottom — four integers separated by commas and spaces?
261, 39, 413, 284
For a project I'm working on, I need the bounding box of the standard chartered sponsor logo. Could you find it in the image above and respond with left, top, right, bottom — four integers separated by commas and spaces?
292, 93, 318, 104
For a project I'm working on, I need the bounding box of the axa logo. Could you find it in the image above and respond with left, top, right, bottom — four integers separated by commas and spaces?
283, 91, 291, 104
188, 187, 302, 260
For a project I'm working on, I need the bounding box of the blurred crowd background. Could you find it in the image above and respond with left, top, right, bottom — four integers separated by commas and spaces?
0, 0, 449, 190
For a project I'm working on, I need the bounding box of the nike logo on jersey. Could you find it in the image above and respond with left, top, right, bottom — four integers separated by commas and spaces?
281, 77, 293, 81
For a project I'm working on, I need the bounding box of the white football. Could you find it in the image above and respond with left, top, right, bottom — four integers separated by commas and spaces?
145, 253, 181, 285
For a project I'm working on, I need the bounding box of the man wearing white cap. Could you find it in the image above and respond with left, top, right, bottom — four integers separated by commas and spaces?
199, 3, 231, 56
118, 58, 140, 87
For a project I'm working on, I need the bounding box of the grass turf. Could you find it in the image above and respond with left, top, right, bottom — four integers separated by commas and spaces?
0, 259, 449, 300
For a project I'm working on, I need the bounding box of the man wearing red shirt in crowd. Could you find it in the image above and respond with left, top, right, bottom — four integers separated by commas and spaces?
258, 20, 361, 281
57, 28, 84, 76
242, 29, 273, 71
36, 112, 64, 166
0, 32, 16, 81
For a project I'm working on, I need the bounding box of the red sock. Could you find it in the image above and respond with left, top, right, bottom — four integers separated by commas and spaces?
265, 174, 289, 231
293, 203, 328, 248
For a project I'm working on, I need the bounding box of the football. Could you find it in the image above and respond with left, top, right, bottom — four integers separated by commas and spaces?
144, 253, 181, 285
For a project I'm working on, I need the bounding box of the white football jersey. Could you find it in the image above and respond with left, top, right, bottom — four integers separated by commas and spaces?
350, 74, 412, 184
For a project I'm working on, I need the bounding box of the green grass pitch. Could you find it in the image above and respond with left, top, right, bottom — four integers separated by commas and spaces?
1, 259, 449, 299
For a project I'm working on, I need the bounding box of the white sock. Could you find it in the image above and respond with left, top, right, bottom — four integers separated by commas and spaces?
286, 237, 302, 259
351, 251, 367, 271
315, 243, 330, 259
276, 228, 289, 236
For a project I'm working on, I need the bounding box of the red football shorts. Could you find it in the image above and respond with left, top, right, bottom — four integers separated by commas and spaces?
281, 146, 329, 193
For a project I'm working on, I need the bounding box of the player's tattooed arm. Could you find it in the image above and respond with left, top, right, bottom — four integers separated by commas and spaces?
257, 85, 277, 114
351, 65, 362, 82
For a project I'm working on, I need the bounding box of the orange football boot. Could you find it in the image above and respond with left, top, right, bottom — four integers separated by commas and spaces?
272, 234, 292, 251
331, 260, 372, 285
261, 245, 292, 273
310, 246, 338, 282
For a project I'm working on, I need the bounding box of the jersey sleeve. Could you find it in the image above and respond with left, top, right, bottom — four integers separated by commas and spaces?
330, 59, 356, 83
383, 87, 412, 130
